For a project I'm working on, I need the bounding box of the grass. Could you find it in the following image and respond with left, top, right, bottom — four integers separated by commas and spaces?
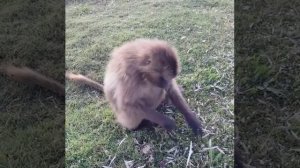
235, 0, 300, 167
66, 0, 233, 167
0, 0, 64, 167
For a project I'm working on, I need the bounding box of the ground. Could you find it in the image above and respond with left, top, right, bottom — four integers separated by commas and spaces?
66, 0, 234, 167
235, 0, 300, 167
0, 0, 64, 167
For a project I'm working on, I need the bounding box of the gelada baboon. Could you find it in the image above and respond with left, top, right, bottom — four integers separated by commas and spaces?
1, 39, 203, 135
102, 39, 203, 135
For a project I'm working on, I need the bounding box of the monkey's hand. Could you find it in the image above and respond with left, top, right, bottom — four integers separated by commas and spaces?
185, 112, 203, 136
162, 117, 176, 131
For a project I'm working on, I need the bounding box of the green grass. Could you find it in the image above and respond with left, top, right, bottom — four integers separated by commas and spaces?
235, 0, 300, 167
0, 0, 64, 167
66, 0, 233, 167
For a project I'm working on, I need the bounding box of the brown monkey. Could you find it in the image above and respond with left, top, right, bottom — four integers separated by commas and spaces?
1, 39, 204, 135
0, 64, 65, 96
103, 39, 203, 135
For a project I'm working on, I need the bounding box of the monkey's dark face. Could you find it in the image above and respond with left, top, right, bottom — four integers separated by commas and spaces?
145, 71, 171, 88
141, 46, 179, 89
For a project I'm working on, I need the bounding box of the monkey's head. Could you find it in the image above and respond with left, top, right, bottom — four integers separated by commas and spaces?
139, 40, 180, 89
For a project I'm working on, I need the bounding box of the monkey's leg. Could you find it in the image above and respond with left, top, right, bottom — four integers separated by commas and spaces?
142, 108, 176, 131
131, 119, 157, 131
167, 80, 203, 135
116, 107, 172, 131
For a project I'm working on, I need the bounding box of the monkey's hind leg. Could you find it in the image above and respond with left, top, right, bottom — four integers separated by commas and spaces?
142, 109, 176, 131
131, 119, 157, 131
117, 107, 176, 132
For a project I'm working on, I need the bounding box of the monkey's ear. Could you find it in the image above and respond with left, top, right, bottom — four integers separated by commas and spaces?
141, 55, 151, 66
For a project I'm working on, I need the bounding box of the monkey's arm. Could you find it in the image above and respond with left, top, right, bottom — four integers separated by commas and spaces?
167, 80, 203, 135
65, 72, 103, 92
0, 65, 64, 96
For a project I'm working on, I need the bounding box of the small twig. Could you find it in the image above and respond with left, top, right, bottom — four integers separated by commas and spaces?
118, 136, 127, 147
108, 155, 116, 167
186, 141, 193, 168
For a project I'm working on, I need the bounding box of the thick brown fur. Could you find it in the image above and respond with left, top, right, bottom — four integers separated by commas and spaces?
0, 64, 65, 96
103, 39, 203, 135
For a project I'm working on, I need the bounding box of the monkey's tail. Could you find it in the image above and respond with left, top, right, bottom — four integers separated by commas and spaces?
65, 71, 103, 92
0, 64, 65, 96
0, 64, 104, 96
